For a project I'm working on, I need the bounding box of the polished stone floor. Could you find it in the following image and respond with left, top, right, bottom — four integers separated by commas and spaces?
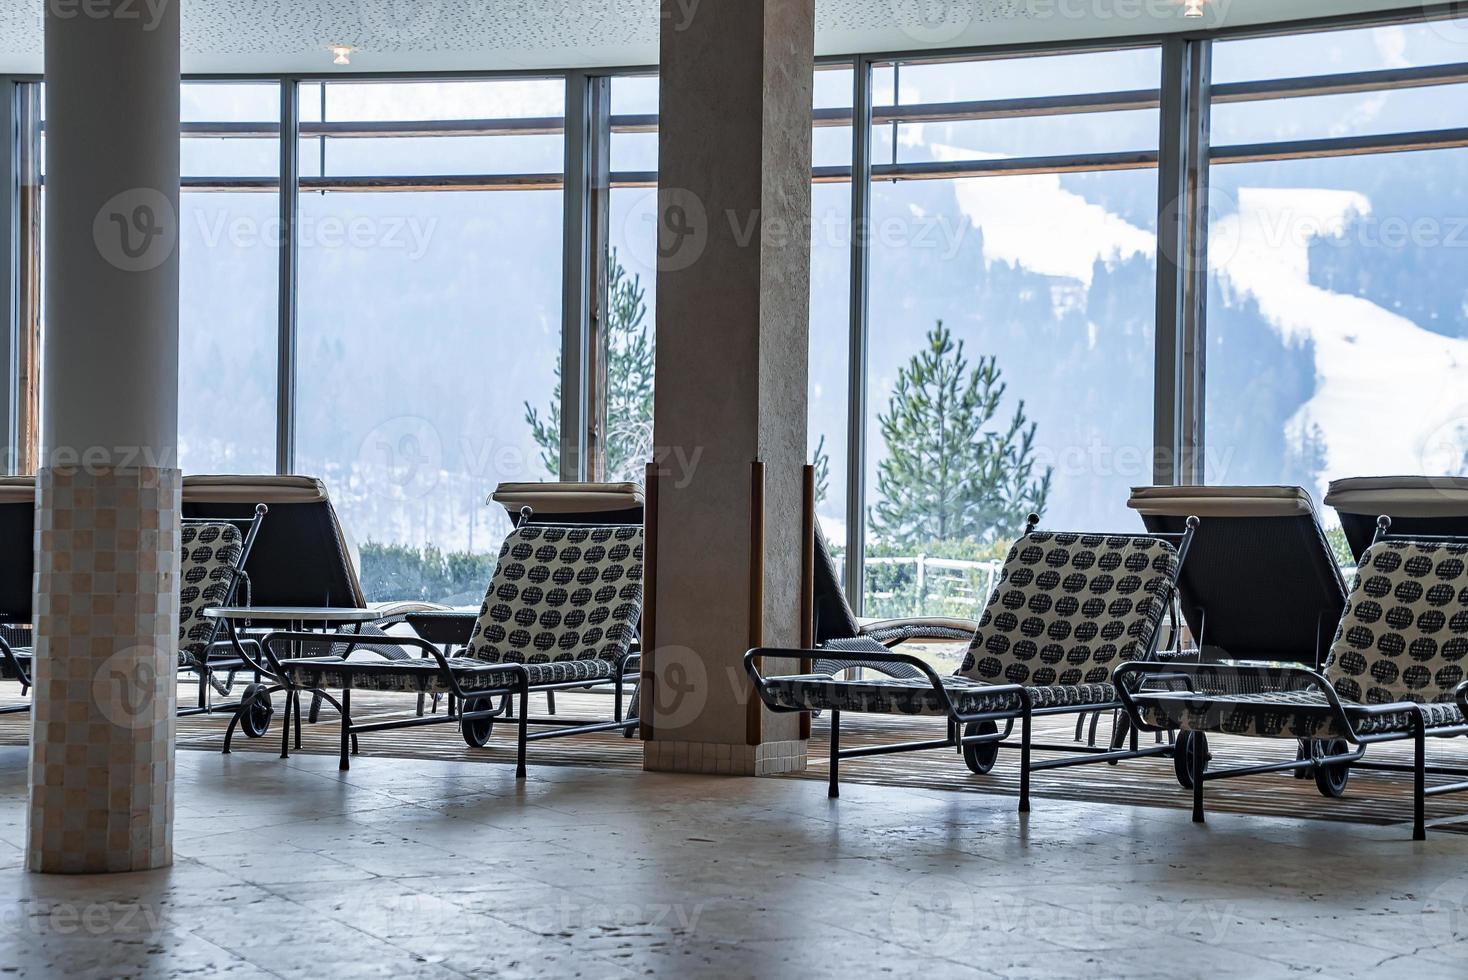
0, 746, 1464, 979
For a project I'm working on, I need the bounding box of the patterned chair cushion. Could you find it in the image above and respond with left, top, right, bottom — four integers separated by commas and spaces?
762, 673, 1116, 716
178, 522, 245, 667
1135, 688, 1464, 739
1324, 540, 1468, 706
465, 524, 643, 668
281, 654, 619, 695
958, 532, 1180, 687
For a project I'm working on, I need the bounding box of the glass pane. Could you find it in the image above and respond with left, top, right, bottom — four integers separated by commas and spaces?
612, 76, 659, 174
1213, 84, 1468, 146
1214, 16, 1468, 83
301, 78, 565, 179
1205, 150, 1468, 536
880, 48, 1162, 104
811, 181, 850, 558
178, 81, 280, 474
295, 187, 563, 604
889, 110, 1159, 162
178, 193, 278, 474
865, 166, 1158, 626
182, 81, 278, 179
607, 186, 659, 483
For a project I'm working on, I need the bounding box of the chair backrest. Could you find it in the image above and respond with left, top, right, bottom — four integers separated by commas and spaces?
178, 520, 249, 664
811, 521, 862, 645
465, 524, 643, 666
490, 481, 645, 526
1325, 476, 1468, 562
956, 531, 1180, 688
1128, 485, 1345, 668
0, 477, 35, 625
1325, 538, 1468, 706
182, 475, 366, 611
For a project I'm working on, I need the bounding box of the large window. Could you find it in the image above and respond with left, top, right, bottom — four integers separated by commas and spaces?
13, 8, 1468, 609
294, 79, 565, 603
862, 49, 1161, 622
1204, 21, 1468, 533
604, 65, 855, 543
178, 82, 279, 475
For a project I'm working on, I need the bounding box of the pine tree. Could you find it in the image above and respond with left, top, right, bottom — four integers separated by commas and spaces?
526, 249, 654, 481
529, 250, 836, 489
869, 321, 1051, 548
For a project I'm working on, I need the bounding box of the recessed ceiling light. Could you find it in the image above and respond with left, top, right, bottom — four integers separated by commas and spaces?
1183, 0, 1205, 17
329, 44, 355, 66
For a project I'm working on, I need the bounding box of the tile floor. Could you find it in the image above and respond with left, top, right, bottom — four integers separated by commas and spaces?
0, 745, 1464, 978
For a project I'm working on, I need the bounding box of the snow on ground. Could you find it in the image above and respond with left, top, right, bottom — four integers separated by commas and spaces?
930, 142, 1153, 285
1212, 187, 1468, 494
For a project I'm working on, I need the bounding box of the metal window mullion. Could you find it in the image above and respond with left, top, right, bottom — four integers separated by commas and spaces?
1, 79, 15, 470
276, 78, 299, 475
1180, 41, 1211, 487
1152, 39, 1187, 487
559, 72, 592, 482
845, 57, 873, 614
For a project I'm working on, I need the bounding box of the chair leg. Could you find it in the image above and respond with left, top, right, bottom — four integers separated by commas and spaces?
546, 690, 556, 715
1019, 709, 1031, 813
416, 692, 426, 717
294, 694, 303, 749
1414, 716, 1427, 841
828, 709, 840, 799
309, 691, 323, 724
279, 690, 293, 760
338, 688, 352, 772
1192, 731, 1207, 824
516, 684, 529, 778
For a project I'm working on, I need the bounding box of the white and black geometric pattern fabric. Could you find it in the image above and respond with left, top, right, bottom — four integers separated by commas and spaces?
281, 655, 620, 696
762, 673, 1116, 716
178, 522, 245, 667
958, 533, 1180, 688
465, 524, 643, 667
1133, 688, 1464, 739
1324, 540, 1468, 706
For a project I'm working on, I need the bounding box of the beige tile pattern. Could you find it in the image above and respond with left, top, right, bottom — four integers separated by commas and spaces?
26, 466, 181, 874
645, 738, 807, 775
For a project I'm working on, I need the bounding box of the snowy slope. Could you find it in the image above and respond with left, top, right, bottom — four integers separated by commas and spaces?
1211, 188, 1468, 493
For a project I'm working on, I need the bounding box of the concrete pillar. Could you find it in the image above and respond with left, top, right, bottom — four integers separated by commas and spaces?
644, 0, 815, 775
28, 0, 181, 874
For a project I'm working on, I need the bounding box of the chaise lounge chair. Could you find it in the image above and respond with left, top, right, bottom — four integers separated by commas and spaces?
746, 515, 1197, 810
1326, 475, 1468, 562
0, 478, 35, 713
1116, 518, 1468, 839
1, 483, 268, 730
253, 520, 644, 774
1128, 485, 1347, 670
1127, 485, 1351, 784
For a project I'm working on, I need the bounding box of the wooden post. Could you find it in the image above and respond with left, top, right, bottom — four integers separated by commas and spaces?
746, 460, 765, 746
639, 461, 659, 742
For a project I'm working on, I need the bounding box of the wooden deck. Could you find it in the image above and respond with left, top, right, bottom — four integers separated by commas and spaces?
3, 683, 1466, 834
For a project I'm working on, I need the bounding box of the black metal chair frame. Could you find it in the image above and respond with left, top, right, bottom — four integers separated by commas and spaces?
175, 505, 271, 723
1116, 518, 1468, 840
745, 515, 1200, 812
227, 630, 640, 775
1, 505, 268, 723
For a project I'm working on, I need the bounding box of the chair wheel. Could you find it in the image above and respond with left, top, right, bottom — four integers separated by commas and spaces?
962, 721, 1000, 775
1173, 730, 1209, 789
240, 683, 273, 739
1313, 738, 1351, 798
460, 697, 495, 748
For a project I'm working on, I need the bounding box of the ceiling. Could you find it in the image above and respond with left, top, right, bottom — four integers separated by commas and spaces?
0, 0, 1428, 74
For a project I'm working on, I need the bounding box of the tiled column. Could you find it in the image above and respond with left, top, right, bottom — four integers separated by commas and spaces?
645, 0, 815, 775
28, 1, 181, 873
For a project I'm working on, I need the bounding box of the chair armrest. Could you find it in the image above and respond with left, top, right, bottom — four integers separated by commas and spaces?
744, 646, 1029, 722
859, 617, 976, 647
1458, 680, 1468, 715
